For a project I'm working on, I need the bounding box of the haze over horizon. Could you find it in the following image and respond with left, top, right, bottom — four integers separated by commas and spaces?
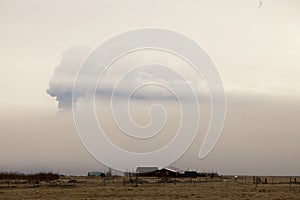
0, 0, 300, 176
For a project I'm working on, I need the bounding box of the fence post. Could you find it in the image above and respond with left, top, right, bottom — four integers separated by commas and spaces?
135, 174, 138, 187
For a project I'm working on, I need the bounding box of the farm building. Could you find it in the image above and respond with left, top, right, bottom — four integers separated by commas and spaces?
197, 172, 220, 178
136, 167, 158, 176
182, 171, 198, 177
135, 166, 186, 177
87, 171, 105, 177
157, 168, 179, 177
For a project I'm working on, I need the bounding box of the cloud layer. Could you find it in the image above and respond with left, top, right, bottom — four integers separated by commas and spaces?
47, 47, 210, 111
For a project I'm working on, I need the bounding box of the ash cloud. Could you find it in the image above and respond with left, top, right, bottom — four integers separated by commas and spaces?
47, 47, 91, 111
47, 47, 208, 111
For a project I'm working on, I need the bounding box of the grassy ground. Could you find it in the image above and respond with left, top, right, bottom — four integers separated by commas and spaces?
0, 176, 299, 199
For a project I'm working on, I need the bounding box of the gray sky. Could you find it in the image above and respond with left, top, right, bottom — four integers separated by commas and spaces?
0, 0, 300, 175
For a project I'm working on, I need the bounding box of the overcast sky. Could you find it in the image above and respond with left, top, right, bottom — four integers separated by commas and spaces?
0, 0, 300, 175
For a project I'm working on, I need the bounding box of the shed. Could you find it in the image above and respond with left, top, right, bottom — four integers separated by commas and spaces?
87, 171, 105, 177
182, 171, 198, 177
136, 167, 158, 176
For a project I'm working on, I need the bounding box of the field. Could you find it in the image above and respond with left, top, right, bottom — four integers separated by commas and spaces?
1, 176, 300, 199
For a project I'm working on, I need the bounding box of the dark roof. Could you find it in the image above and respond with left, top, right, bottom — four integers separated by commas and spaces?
184, 171, 198, 177
87, 171, 104, 176
136, 167, 158, 173
162, 168, 178, 173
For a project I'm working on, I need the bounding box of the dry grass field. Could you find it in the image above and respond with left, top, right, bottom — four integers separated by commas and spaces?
1, 176, 300, 199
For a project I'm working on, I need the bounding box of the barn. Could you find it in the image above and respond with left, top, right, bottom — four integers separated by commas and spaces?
157, 168, 179, 177
136, 167, 158, 176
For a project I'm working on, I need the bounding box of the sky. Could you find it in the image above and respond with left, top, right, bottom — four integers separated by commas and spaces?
0, 0, 300, 175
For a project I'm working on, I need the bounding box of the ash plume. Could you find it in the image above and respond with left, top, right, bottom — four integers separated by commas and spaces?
47, 46, 207, 112
47, 47, 91, 111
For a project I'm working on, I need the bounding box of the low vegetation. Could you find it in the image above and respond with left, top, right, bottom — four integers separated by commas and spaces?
0, 175, 299, 199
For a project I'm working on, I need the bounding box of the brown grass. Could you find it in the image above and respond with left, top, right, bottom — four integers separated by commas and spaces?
0, 176, 299, 199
